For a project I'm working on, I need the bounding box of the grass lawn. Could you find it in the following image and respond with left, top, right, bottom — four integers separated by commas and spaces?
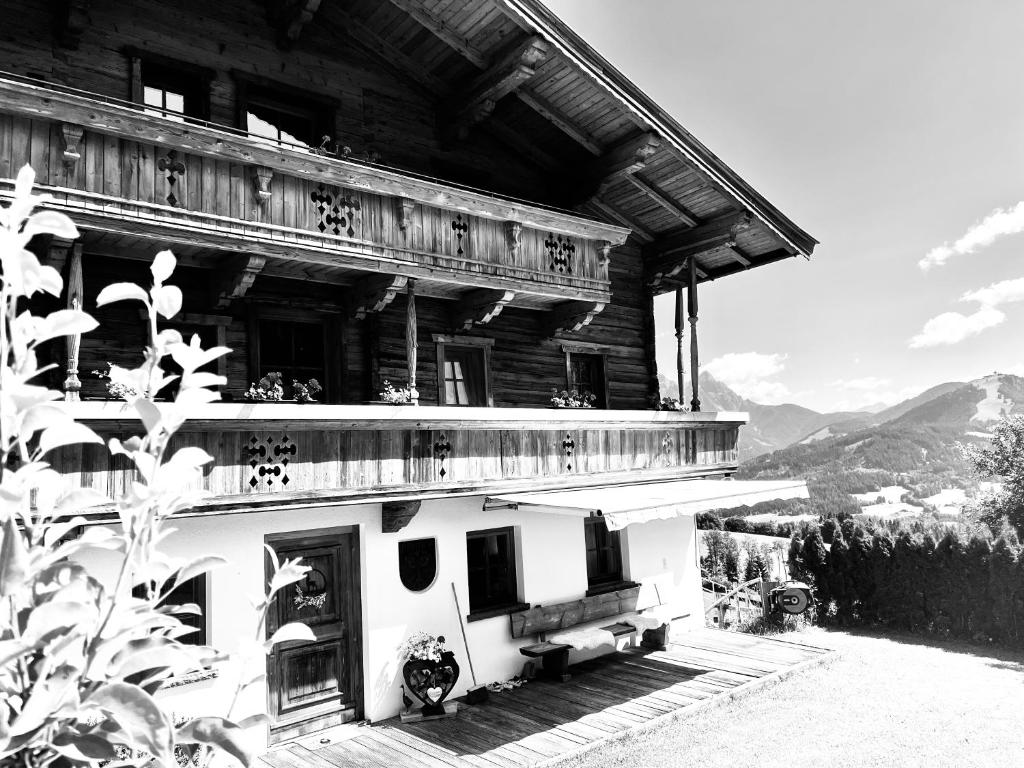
557, 628, 1024, 768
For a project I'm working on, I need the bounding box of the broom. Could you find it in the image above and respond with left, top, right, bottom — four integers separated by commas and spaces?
451, 582, 489, 704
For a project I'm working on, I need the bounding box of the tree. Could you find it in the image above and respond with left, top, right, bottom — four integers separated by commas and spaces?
964, 415, 1024, 537
0, 168, 314, 766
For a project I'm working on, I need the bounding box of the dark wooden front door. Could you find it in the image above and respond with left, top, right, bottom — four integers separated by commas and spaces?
266, 530, 361, 740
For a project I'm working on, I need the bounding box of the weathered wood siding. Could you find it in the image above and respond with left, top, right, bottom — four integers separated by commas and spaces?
0, 0, 555, 202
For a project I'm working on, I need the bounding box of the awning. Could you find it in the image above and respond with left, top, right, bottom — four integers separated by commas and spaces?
483, 479, 809, 531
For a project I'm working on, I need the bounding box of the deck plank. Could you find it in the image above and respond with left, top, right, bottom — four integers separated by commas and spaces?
259, 631, 831, 768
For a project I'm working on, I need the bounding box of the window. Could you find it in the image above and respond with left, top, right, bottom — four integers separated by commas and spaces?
133, 573, 208, 646
466, 527, 518, 614
257, 319, 326, 391
434, 335, 493, 407
585, 517, 623, 588
236, 75, 336, 148
126, 48, 212, 121
567, 350, 608, 408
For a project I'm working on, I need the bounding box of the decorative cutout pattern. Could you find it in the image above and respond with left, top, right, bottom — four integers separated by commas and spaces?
433, 435, 453, 479
248, 434, 296, 488
157, 150, 186, 207
546, 234, 575, 274
311, 185, 360, 238
451, 214, 468, 257
562, 433, 575, 472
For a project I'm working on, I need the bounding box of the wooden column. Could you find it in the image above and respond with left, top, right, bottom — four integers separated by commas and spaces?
674, 285, 685, 404
687, 259, 700, 412
406, 279, 418, 404
64, 242, 84, 402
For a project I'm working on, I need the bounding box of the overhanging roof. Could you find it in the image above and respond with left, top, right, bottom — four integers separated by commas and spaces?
484, 479, 809, 531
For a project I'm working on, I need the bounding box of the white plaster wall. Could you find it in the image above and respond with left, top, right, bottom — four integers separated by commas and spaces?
73, 498, 700, 750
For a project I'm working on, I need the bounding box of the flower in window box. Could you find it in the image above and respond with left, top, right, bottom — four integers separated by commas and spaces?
91, 362, 140, 400
651, 395, 688, 412
380, 380, 417, 404
292, 378, 323, 403
244, 371, 284, 401
550, 388, 596, 408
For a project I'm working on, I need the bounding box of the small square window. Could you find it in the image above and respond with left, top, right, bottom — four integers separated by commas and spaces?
133, 573, 208, 646
256, 319, 327, 396
434, 336, 493, 407
585, 517, 623, 587
129, 50, 211, 121
466, 527, 518, 614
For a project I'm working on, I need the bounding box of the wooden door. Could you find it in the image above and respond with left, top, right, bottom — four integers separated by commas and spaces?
266, 530, 361, 740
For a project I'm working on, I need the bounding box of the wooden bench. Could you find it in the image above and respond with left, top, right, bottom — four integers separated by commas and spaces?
509, 586, 646, 682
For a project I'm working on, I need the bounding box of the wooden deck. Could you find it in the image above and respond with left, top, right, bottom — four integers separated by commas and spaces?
260, 630, 832, 768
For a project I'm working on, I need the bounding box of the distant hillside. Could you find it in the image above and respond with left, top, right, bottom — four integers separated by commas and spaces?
736, 373, 1024, 501
659, 372, 865, 461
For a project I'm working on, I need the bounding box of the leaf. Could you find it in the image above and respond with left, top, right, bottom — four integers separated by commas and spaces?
23, 209, 79, 240
38, 264, 63, 297
151, 284, 182, 319
23, 600, 97, 645
0, 516, 29, 597
235, 714, 270, 730
150, 250, 177, 285
267, 622, 316, 650
37, 421, 104, 455
96, 282, 149, 307
52, 731, 119, 761
34, 309, 98, 344
174, 555, 228, 588
268, 560, 309, 596
87, 682, 174, 764
175, 717, 252, 767
134, 398, 162, 434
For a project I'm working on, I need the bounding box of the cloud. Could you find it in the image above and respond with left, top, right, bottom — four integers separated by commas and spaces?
960, 276, 1024, 306
919, 201, 1024, 270
703, 352, 792, 404
827, 378, 922, 411
829, 376, 891, 391
909, 306, 1005, 348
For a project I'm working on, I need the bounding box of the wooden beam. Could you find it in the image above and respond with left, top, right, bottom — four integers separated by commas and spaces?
452, 289, 516, 332
449, 35, 550, 137
703, 247, 794, 282
52, 0, 90, 49
348, 273, 408, 320
626, 174, 699, 228
646, 246, 714, 289
267, 0, 324, 49
583, 200, 654, 243
592, 131, 661, 191
342, 16, 449, 97
216, 254, 266, 308
382, 499, 421, 533
516, 89, 602, 155
385, 0, 489, 68
727, 245, 751, 267
548, 300, 604, 335
484, 120, 561, 170
645, 211, 752, 258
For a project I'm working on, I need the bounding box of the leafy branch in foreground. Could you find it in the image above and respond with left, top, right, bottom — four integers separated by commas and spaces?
0, 165, 314, 767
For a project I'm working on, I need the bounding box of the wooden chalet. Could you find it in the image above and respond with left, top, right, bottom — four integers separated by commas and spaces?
0, 0, 816, 751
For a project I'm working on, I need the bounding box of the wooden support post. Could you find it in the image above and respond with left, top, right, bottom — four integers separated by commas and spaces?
406, 279, 418, 404
64, 242, 83, 401
688, 258, 700, 412
674, 285, 685, 405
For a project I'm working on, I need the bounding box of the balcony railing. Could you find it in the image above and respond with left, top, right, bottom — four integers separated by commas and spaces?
0, 74, 627, 305
54, 404, 747, 513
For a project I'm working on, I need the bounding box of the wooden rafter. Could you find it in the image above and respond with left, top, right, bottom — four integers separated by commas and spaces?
348, 274, 408, 320
547, 300, 604, 335
516, 89, 602, 155
267, 0, 324, 49
452, 289, 516, 332
727, 245, 752, 267
583, 200, 654, 243
592, 131, 661, 192
449, 35, 550, 137
645, 211, 752, 259
626, 174, 699, 228
484, 120, 561, 170
703, 247, 795, 282
343, 16, 449, 97
385, 0, 489, 68
216, 254, 266, 308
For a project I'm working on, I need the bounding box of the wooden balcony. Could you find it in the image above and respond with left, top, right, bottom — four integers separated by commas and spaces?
53, 404, 746, 514
0, 75, 627, 308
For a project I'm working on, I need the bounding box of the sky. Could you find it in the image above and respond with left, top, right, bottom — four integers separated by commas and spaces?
544, 0, 1024, 412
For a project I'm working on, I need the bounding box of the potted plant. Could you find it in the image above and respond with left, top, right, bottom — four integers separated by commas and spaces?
91, 363, 140, 400
652, 395, 688, 412
292, 378, 323, 403
380, 379, 418, 404
550, 388, 596, 408
245, 371, 284, 401
398, 632, 460, 716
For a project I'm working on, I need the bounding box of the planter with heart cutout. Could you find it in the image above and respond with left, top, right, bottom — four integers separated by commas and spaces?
402, 650, 460, 717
